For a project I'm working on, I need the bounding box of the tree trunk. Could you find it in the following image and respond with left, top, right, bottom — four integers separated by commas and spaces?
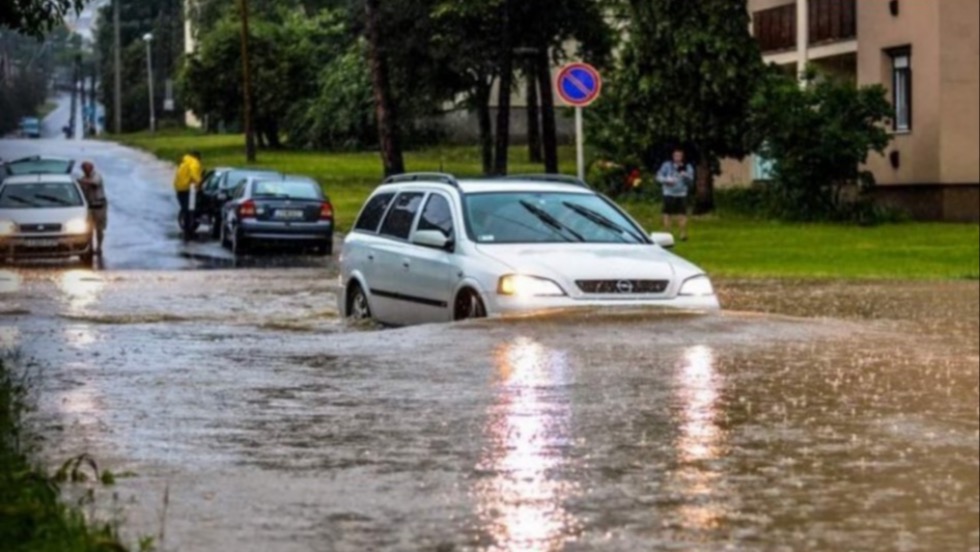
493, 0, 513, 176
237, 0, 257, 162
536, 49, 559, 174
525, 59, 542, 164
694, 157, 715, 214
476, 83, 494, 176
364, 0, 405, 176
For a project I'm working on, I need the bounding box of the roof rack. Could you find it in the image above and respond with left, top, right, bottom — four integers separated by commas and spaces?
383, 172, 460, 188
501, 174, 591, 189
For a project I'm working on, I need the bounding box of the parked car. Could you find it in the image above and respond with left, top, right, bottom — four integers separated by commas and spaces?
338, 173, 720, 326
220, 176, 334, 256
0, 174, 95, 266
199, 168, 281, 237
18, 117, 41, 139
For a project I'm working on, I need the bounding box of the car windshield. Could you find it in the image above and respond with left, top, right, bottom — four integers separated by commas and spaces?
0, 182, 84, 208
465, 192, 648, 244
252, 180, 322, 200
224, 170, 279, 191
5, 158, 73, 176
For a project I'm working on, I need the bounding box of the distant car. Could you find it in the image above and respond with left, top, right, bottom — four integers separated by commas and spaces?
18, 117, 41, 139
338, 173, 720, 326
220, 176, 334, 256
2, 156, 75, 179
0, 174, 95, 266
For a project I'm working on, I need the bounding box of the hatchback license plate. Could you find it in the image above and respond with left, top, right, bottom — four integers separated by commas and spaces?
276, 210, 305, 220
24, 239, 60, 248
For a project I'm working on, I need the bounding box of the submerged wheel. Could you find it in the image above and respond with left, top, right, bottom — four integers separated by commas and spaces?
454, 289, 487, 321
347, 283, 372, 321
231, 229, 249, 256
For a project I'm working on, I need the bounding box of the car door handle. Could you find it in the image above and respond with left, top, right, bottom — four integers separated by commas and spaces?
402, 261, 411, 270
367, 254, 375, 262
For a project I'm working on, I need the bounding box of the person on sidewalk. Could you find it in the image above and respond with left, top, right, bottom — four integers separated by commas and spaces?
173, 151, 203, 242
656, 148, 695, 242
77, 161, 108, 254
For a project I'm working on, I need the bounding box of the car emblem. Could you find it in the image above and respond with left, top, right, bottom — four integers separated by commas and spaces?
616, 280, 635, 294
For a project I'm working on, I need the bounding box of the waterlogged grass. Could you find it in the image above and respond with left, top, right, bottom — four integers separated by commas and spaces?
0, 361, 128, 552
113, 130, 980, 280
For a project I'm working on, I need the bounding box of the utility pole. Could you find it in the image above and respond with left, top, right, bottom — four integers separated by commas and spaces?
143, 33, 156, 133
113, 0, 122, 134
237, 0, 256, 162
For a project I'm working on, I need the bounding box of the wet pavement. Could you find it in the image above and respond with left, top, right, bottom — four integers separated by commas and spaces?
1, 135, 979, 551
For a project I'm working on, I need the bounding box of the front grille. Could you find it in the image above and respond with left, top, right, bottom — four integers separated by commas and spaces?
577, 280, 670, 295
18, 223, 63, 234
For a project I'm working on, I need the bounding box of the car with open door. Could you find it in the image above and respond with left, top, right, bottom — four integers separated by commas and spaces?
0, 174, 95, 266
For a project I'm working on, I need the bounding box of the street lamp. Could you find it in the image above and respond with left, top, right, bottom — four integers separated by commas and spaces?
143, 32, 156, 133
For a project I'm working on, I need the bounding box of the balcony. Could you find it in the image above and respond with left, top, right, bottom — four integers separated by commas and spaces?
808, 0, 857, 46
754, 0, 857, 54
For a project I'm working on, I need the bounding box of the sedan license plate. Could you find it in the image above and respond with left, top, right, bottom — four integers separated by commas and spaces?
275, 209, 305, 220
24, 239, 60, 248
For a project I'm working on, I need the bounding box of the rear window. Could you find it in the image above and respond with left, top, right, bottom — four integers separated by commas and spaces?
223, 170, 279, 191
354, 193, 395, 233
251, 180, 323, 200
0, 181, 84, 208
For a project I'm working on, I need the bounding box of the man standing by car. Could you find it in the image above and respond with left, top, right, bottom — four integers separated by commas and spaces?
656, 148, 695, 242
78, 161, 108, 254
173, 151, 203, 241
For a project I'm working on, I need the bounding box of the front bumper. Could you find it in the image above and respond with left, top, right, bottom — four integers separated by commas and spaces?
240, 220, 333, 242
0, 234, 92, 259
488, 293, 721, 316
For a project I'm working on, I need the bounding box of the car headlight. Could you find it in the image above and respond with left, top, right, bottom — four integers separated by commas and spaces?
679, 275, 715, 297
0, 221, 15, 237
63, 218, 90, 235
497, 275, 566, 297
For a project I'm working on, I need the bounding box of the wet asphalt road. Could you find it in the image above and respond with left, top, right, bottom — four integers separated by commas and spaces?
1, 135, 979, 551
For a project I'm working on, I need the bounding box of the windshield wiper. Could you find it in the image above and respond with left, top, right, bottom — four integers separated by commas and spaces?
562, 202, 646, 243
5, 196, 38, 207
520, 200, 585, 242
34, 194, 76, 206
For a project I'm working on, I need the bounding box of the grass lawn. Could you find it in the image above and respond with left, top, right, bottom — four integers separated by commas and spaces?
113, 130, 980, 281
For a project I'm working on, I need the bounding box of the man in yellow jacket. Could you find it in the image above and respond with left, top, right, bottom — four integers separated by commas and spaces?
173, 151, 203, 241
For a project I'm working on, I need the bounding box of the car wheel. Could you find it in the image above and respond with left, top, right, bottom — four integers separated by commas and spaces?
210, 217, 221, 240
347, 283, 372, 321
454, 289, 487, 321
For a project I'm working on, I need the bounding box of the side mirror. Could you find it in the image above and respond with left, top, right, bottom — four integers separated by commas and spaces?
413, 230, 453, 251
650, 232, 676, 249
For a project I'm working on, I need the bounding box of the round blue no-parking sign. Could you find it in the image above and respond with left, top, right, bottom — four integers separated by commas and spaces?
556, 63, 603, 107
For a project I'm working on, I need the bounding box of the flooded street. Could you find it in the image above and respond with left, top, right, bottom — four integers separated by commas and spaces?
2, 137, 978, 551
1, 268, 977, 552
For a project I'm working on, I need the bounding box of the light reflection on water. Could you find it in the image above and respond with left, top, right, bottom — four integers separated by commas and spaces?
475, 337, 579, 552
57, 270, 105, 313
673, 345, 729, 531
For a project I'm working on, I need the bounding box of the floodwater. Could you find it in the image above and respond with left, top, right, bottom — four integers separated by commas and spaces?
1, 268, 977, 552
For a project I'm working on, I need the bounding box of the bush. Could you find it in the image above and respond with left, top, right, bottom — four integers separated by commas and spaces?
750, 67, 893, 222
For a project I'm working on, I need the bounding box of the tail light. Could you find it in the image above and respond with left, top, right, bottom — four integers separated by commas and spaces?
320, 202, 334, 220
239, 200, 257, 219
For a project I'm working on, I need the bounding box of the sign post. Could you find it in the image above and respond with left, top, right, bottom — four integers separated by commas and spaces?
556, 63, 602, 181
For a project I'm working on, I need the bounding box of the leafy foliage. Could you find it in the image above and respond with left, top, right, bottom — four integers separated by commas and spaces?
589, 0, 763, 209
0, 0, 85, 37
751, 68, 894, 221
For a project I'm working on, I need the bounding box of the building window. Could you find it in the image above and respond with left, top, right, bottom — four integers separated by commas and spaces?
889, 48, 912, 132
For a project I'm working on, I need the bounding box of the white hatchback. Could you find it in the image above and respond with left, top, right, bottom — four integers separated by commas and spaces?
0, 174, 95, 265
339, 174, 720, 325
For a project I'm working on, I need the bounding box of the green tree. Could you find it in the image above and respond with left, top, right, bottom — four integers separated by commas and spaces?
0, 0, 84, 37
751, 68, 893, 221
592, 0, 763, 211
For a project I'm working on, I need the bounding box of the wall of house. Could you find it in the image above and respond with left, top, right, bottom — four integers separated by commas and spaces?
938, 0, 980, 185
858, 0, 942, 187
